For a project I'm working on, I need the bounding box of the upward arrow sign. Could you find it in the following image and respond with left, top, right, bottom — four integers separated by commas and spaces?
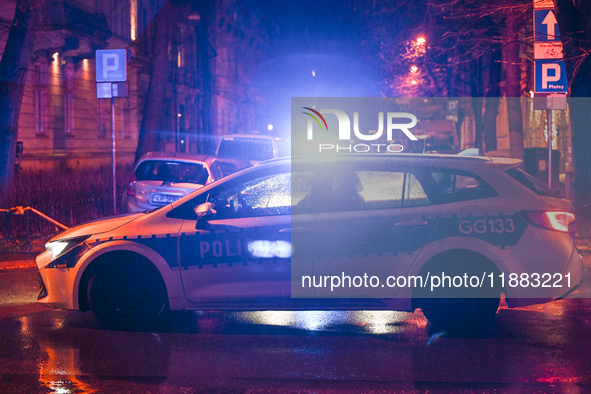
542, 10, 557, 38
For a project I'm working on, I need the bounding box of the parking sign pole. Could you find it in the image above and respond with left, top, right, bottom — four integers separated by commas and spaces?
547, 109, 552, 189
96, 49, 128, 216
111, 97, 116, 215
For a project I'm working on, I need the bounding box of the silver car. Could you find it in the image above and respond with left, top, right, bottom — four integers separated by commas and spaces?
121, 152, 224, 213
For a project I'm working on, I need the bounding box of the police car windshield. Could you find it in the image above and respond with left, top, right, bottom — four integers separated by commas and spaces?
505, 167, 554, 197
136, 160, 209, 184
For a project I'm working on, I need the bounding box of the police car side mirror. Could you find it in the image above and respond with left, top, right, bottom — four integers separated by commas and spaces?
194, 202, 215, 229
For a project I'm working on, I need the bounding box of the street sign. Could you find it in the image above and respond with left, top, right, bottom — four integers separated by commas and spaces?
445, 99, 458, 122
535, 60, 567, 93
534, 9, 560, 41
534, 42, 563, 59
547, 94, 567, 110
533, 93, 567, 110
96, 82, 128, 99
533, 0, 554, 8
96, 83, 111, 98
96, 49, 127, 82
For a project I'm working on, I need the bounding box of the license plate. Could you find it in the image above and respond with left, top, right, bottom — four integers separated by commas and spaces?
151, 194, 182, 204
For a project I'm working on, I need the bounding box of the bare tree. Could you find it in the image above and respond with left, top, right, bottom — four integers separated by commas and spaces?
0, 0, 42, 195
554, 0, 591, 211
134, 0, 186, 163
503, 6, 527, 161
195, 0, 213, 154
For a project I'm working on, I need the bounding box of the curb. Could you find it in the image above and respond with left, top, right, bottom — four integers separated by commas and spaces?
0, 260, 37, 270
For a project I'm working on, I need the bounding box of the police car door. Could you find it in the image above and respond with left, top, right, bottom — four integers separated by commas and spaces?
177, 165, 317, 304
311, 163, 440, 298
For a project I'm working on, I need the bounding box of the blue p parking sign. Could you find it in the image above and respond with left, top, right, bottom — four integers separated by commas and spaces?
96, 49, 127, 82
534, 60, 567, 93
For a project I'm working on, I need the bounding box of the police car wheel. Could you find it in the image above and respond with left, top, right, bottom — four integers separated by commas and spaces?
419, 297, 499, 333
87, 257, 167, 330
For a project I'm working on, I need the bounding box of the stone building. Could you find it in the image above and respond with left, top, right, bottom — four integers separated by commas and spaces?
0, 0, 268, 171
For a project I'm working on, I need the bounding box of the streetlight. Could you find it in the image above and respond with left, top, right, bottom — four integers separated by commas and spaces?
414, 36, 427, 56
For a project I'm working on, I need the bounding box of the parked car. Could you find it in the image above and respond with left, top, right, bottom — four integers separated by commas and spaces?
37, 153, 582, 331
121, 152, 225, 213
215, 156, 252, 177
216, 134, 290, 164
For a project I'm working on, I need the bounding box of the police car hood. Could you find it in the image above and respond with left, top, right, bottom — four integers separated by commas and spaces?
49, 213, 142, 242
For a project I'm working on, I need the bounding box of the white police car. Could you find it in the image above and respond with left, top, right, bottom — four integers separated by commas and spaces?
36, 154, 583, 331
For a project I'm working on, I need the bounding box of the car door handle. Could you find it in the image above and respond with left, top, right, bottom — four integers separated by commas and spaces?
279, 227, 311, 233
394, 220, 428, 227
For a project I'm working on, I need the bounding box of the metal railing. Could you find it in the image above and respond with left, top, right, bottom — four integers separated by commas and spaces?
1, 195, 117, 249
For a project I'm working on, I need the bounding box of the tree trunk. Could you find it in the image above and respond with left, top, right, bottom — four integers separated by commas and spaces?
134, 0, 177, 163
555, 0, 591, 213
484, 46, 501, 152
503, 10, 524, 161
471, 57, 484, 152
471, 96, 484, 151
0, 0, 40, 195
197, 0, 213, 154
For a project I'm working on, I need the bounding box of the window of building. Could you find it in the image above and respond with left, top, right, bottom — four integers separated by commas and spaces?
34, 63, 47, 136
130, 0, 137, 40
64, 66, 74, 135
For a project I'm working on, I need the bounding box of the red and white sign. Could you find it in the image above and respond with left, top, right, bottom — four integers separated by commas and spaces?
533, 0, 554, 8
534, 42, 563, 59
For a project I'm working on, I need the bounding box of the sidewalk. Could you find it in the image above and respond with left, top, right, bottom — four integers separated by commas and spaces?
576, 238, 591, 251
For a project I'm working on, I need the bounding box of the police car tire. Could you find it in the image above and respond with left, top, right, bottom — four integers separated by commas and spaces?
87, 258, 167, 330
419, 297, 499, 333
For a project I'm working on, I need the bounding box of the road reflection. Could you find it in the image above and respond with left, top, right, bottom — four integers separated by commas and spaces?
17, 302, 588, 392
233, 310, 418, 334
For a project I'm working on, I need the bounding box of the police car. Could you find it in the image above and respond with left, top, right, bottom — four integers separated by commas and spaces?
36, 154, 583, 331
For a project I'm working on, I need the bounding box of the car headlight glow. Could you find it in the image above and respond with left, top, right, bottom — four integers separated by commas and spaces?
45, 241, 69, 260
45, 235, 91, 261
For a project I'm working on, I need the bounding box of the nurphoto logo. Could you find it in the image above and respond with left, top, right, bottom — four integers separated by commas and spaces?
302, 107, 419, 153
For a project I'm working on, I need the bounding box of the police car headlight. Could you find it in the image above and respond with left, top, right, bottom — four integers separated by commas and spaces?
46, 241, 68, 260
45, 235, 90, 260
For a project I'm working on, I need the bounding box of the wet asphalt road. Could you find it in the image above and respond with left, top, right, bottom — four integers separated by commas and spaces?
0, 254, 590, 393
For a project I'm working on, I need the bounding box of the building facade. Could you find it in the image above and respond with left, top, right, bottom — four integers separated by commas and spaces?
0, 0, 268, 171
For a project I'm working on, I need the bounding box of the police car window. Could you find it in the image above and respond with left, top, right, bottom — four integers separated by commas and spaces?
210, 171, 314, 218
427, 169, 497, 203
403, 173, 430, 207
332, 170, 404, 211
505, 167, 553, 197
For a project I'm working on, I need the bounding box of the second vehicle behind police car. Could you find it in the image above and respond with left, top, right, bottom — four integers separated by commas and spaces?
37, 154, 583, 332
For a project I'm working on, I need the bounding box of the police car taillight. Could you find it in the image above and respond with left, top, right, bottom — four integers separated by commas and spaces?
127, 173, 137, 197
522, 211, 575, 233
